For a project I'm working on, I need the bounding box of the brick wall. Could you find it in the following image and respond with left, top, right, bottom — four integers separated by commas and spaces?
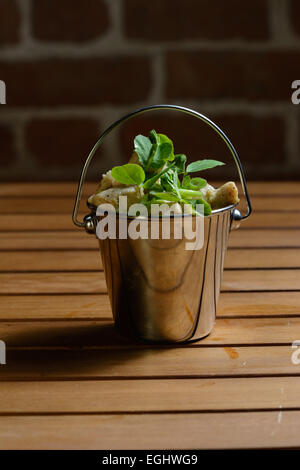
0, 0, 300, 181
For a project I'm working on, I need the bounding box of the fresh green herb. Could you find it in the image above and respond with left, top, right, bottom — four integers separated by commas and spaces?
143, 162, 176, 190
186, 159, 225, 173
111, 163, 145, 185
146, 130, 174, 170
111, 130, 225, 216
149, 192, 180, 202
182, 175, 207, 190
191, 198, 211, 216
134, 135, 152, 167
173, 154, 186, 173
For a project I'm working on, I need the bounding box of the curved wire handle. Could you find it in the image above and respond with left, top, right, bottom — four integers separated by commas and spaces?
72, 104, 252, 228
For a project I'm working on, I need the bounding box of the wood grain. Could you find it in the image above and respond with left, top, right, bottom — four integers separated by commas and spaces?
0, 269, 298, 294
222, 269, 300, 292
0, 294, 110, 320
0, 230, 298, 251
0, 250, 102, 272
0, 377, 298, 414
0, 181, 299, 197
0, 272, 107, 294
0, 181, 299, 450
218, 292, 300, 317
1, 411, 300, 449
229, 230, 300, 248
0, 291, 298, 321
0, 318, 299, 347
1, 195, 299, 214
1, 212, 299, 233
1, 247, 300, 272
0, 231, 97, 251
0, 346, 297, 380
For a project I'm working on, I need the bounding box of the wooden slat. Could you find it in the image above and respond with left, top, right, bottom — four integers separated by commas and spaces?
218, 292, 300, 317
0, 231, 97, 251
0, 318, 299, 347
0, 377, 299, 414
0, 195, 299, 214
0, 346, 298, 380
229, 230, 300, 248
0, 272, 107, 294
1, 212, 299, 233
241, 212, 300, 229
222, 269, 300, 292
0, 250, 102, 272
0, 269, 298, 294
0, 182, 97, 197
0, 291, 298, 321
226, 249, 300, 269
0, 182, 299, 197
0, 197, 75, 214
1, 248, 299, 272
244, 182, 300, 195
0, 294, 111, 320
0, 230, 299, 252
0, 181, 299, 452
0, 214, 78, 231
1, 411, 300, 449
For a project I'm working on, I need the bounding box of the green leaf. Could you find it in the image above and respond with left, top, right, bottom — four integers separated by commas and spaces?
151, 142, 173, 169
161, 169, 181, 199
182, 175, 192, 189
186, 159, 225, 173
143, 162, 175, 190
157, 133, 175, 161
173, 154, 186, 173
190, 177, 207, 189
149, 191, 180, 202
147, 130, 174, 169
111, 163, 145, 185
134, 134, 152, 167
178, 188, 205, 199
191, 198, 211, 216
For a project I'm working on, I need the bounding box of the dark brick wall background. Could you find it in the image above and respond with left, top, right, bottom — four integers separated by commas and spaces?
0, 0, 300, 181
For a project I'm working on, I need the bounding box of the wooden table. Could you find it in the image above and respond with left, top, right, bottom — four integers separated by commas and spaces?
0, 181, 300, 450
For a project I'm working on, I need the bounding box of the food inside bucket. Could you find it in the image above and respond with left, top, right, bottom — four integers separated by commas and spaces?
88, 130, 239, 216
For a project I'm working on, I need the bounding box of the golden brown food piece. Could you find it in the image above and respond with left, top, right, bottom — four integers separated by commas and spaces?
205, 181, 239, 209
96, 170, 125, 192
88, 185, 144, 212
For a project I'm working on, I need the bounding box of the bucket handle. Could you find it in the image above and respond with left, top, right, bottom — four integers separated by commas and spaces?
72, 104, 252, 230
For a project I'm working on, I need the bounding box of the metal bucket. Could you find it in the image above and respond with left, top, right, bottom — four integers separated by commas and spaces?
72, 105, 252, 343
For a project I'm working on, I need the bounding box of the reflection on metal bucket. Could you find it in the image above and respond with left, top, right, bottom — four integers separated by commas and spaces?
98, 206, 233, 343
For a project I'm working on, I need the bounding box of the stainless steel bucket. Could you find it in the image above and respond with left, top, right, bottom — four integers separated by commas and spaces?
72, 105, 252, 343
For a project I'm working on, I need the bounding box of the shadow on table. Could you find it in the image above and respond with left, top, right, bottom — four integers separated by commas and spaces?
0, 321, 171, 379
